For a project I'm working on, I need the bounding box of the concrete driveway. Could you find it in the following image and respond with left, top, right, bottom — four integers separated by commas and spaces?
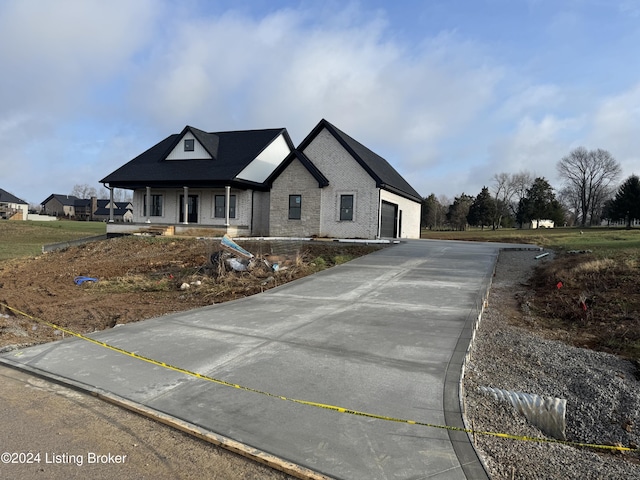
1, 239, 538, 479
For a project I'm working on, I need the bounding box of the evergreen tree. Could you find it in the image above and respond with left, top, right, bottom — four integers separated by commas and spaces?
610, 174, 640, 228
467, 187, 496, 229
421, 194, 445, 230
447, 194, 473, 231
517, 177, 562, 227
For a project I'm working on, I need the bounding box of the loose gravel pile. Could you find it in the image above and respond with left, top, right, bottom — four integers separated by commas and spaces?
463, 250, 640, 480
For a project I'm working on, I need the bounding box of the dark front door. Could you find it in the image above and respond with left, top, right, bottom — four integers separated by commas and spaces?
380, 201, 398, 238
179, 195, 198, 223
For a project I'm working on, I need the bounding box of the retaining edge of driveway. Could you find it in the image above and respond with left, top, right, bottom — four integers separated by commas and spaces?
446, 245, 542, 479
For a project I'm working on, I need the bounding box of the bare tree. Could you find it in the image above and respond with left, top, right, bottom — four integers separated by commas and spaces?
511, 171, 534, 204
71, 184, 97, 199
491, 171, 533, 226
557, 147, 621, 226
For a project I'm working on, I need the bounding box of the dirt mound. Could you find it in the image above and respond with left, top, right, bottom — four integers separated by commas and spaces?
0, 236, 384, 350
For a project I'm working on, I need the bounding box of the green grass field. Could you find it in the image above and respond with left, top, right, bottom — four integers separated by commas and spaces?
421, 227, 640, 257
0, 220, 106, 260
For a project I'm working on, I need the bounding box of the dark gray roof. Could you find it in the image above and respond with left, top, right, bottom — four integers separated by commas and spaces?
41, 194, 80, 206
299, 119, 423, 203
101, 126, 294, 190
96, 199, 131, 210
0, 188, 27, 205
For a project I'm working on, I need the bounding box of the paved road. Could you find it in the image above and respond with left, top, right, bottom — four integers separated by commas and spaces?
1, 239, 538, 479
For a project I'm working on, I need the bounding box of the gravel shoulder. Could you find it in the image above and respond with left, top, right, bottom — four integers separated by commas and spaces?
463, 250, 640, 480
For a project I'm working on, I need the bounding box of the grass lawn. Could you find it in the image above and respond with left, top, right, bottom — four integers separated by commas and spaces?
422, 226, 640, 256
0, 220, 106, 260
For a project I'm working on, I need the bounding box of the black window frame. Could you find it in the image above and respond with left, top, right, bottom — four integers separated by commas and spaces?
184, 139, 195, 151
288, 195, 301, 220
143, 194, 163, 217
340, 194, 354, 221
214, 195, 236, 219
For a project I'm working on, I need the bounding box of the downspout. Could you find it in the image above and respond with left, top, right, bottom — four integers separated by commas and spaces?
376, 188, 382, 239
250, 190, 255, 236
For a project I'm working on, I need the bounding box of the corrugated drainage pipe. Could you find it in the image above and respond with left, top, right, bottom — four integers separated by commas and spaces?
479, 386, 566, 441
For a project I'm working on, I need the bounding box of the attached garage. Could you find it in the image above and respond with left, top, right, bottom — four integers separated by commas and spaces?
380, 200, 399, 238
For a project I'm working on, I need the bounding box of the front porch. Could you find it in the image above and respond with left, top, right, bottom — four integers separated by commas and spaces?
106, 222, 250, 238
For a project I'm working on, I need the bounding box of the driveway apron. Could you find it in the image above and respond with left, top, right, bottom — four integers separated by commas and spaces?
1, 239, 538, 479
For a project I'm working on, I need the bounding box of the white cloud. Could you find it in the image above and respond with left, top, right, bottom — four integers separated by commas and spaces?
130, 5, 502, 179
590, 82, 640, 177
480, 114, 585, 191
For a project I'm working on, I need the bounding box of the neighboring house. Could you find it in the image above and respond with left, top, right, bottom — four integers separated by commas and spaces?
41, 194, 133, 222
93, 199, 133, 222
0, 188, 28, 220
524, 219, 555, 229
100, 120, 422, 239
41, 194, 81, 217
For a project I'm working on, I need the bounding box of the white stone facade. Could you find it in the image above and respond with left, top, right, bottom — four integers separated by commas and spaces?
379, 189, 422, 238
269, 127, 422, 239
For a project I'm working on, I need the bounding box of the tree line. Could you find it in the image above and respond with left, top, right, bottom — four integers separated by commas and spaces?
421, 147, 640, 230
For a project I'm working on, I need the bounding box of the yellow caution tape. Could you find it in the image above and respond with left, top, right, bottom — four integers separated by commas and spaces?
2, 303, 637, 453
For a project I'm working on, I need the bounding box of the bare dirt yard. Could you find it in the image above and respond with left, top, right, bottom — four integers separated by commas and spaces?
0, 236, 384, 480
0, 236, 384, 350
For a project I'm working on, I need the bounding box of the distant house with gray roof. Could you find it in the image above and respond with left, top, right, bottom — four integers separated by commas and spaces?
100, 120, 422, 239
40, 194, 133, 222
0, 188, 28, 220
41, 194, 81, 218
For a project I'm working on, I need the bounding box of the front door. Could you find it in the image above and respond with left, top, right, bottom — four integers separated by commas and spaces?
179, 195, 198, 223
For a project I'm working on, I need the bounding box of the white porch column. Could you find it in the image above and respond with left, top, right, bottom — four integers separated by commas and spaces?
183, 186, 189, 224
225, 185, 230, 227
145, 186, 151, 223
108, 187, 114, 223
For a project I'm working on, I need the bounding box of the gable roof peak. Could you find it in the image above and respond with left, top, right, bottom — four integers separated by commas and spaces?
300, 119, 422, 203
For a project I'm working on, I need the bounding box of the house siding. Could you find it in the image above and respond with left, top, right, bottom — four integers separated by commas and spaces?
303, 128, 378, 238
165, 132, 212, 160
270, 159, 321, 237
379, 189, 421, 238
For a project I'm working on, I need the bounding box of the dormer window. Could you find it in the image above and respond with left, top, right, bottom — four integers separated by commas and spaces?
184, 139, 194, 152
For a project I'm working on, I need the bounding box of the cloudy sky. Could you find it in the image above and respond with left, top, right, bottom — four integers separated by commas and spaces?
1, 0, 639, 205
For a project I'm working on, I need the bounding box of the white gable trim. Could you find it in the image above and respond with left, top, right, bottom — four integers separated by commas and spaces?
235, 133, 291, 183
165, 132, 213, 160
